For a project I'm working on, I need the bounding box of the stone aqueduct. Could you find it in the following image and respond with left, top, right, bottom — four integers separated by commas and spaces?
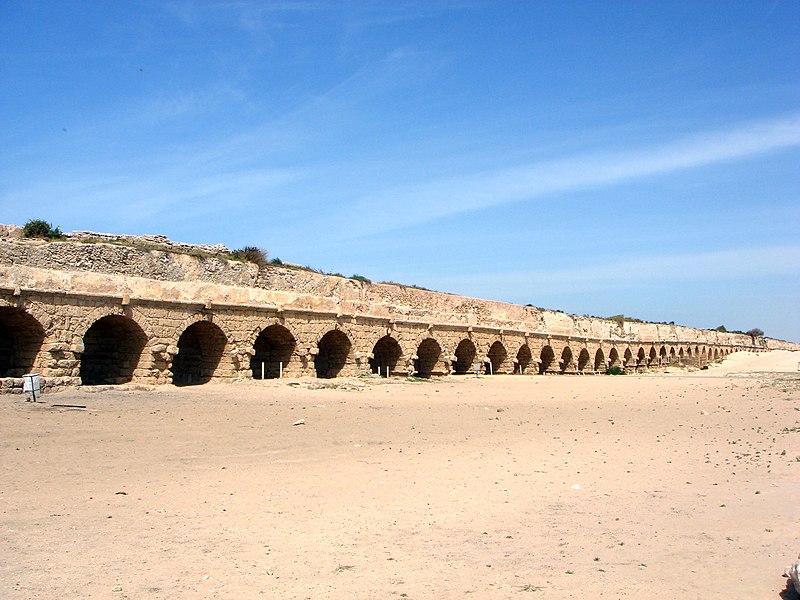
0, 229, 795, 389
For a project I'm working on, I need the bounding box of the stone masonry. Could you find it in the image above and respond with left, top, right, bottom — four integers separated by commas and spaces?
1, 228, 796, 391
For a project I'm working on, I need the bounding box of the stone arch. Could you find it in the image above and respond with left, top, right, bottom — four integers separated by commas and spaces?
713, 348, 719, 361
678, 347, 685, 360
315, 329, 352, 378
608, 347, 620, 368
0, 307, 46, 377
486, 341, 508, 374
415, 337, 441, 379
594, 348, 606, 371
453, 338, 477, 374
370, 335, 402, 377
560, 346, 574, 373
75, 305, 150, 344
516, 344, 532, 374
171, 321, 227, 385
80, 315, 148, 385
539, 345, 556, 374
250, 324, 295, 379
669, 347, 676, 362
648, 346, 658, 366
577, 348, 591, 372
660, 346, 668, 363
623, 347, 633, 367
637, 347, 647, 366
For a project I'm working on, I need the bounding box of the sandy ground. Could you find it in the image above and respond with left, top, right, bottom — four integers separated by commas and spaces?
1, 350, 799, 600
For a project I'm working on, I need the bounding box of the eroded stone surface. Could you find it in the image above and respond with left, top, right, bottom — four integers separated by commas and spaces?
1, 227, 795, 389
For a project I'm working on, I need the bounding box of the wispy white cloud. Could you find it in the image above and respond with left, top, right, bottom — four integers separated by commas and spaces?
430, 244, 800, 296
343, 112, 800, 232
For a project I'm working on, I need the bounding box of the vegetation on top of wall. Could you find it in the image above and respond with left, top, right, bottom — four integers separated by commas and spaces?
350, 274, 371, 284
229, 246, 268, 268
713, 325, 763, 336
22, 219, 64, 240
377, 280, 432, 291
77, 236, 219, 261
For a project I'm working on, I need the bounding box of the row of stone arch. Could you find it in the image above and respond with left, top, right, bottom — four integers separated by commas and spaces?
0, 305, 734, 386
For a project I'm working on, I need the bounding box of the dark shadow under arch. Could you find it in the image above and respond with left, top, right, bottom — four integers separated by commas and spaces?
315, 330, 351, 378
577, 348, 590, 372
251, 324, 295, 379
172, 321, 227, 386
487, 341, 507, 374
415, 338, 441, 379
594, 348, 606, 371
370, 335, 402, 377
454, 339, 477, 374
560, 346, 573, 373
81, 315, 147, 385
539, 345, 555, 374
0, 307, 45, 377
516, 344, 532, 374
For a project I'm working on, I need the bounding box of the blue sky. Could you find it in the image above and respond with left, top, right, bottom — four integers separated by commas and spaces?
1, 1, 799, 340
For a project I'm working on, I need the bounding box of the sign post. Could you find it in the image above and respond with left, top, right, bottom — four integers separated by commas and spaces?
23, 373, 41, 402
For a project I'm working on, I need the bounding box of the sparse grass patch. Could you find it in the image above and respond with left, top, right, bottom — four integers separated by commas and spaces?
230, 246, 268, 268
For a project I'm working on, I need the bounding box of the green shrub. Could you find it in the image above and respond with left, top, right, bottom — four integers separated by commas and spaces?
350, 274, 371, 283
746, 328, 764, 337
605, 365, 625, 375
269, 257, 284, 266
230, 246, 268, 268
22, 219, 64, 240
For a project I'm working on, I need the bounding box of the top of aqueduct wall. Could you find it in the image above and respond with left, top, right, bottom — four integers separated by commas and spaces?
0, 224, 795, 350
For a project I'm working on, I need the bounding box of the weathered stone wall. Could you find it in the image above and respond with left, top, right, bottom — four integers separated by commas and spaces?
0, 230, 796, 391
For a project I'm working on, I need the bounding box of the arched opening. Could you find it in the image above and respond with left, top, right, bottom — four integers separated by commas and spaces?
171, 321, 227, 386
659, 346, 668, 364
686, 346, 693, 358
577, 348, 591, 372
369, 335, 402, 377
594, 348, 605, 372
560, 346, 574, 373
669, 347, 676, 363
516, 344, 532, 374
608, 347, 620, 368
649, 347, 658, 366
250, 324, 295, 379
453, 339, 477, 374
623, 348, 633, 367
539, 345, 555, 374
0, 307, 45, 378
637, 347, 646, 366
315, 330, 351, 379
81, 315, 147, 385
487, 341, 507, 375
415, 338, 441, 379
678, 347, 685, 362
713, 348, 719, 361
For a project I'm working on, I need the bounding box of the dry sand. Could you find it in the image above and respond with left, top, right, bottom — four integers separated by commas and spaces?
2, 350, 799, 599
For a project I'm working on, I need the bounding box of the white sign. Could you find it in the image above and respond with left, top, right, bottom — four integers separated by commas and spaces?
23, 373, 41, 401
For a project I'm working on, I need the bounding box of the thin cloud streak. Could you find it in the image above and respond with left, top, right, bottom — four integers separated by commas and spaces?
429, 244, 800, 296
345, 112, 800, 233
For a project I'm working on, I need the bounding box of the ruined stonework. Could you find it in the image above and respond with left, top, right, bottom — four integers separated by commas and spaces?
0, 228, 796, 391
